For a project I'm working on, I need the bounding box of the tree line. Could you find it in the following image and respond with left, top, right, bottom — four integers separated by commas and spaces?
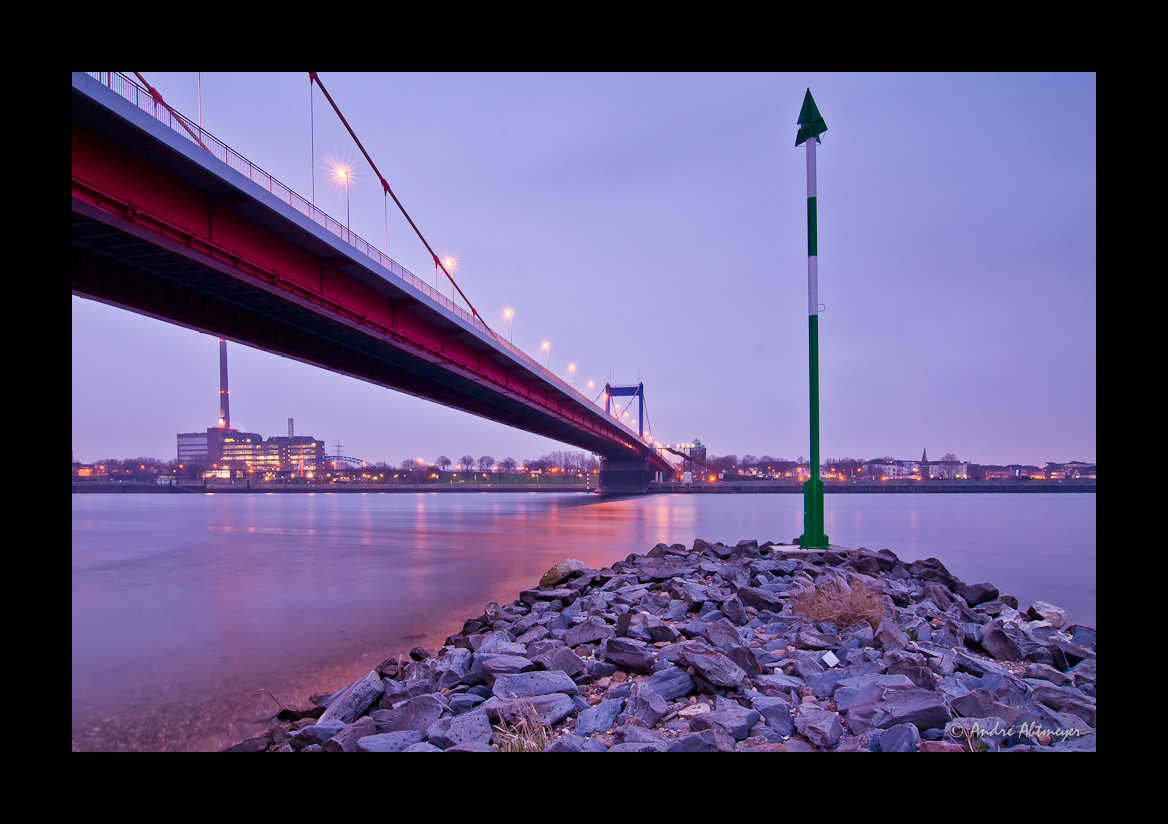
392, 450, 601, 474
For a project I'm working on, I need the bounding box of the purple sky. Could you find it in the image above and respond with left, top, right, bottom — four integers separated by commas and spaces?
72, 72, 1095, 468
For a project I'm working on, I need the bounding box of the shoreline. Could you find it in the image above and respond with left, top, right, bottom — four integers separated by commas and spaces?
228, 540, 1097, 753
72, 479, 1096, 495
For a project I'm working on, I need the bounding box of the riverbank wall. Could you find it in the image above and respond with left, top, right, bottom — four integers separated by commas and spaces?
71, 482, 594, 493
72, 479, 1095, 494
653, 480, 1095, 494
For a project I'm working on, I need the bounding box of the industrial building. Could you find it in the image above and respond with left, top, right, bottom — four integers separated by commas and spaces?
176, 339, 324, 477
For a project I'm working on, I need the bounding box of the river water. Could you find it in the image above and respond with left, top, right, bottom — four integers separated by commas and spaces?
71, 491, 1095, 752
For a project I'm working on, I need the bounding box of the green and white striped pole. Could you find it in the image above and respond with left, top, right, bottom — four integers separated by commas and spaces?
796, 89, 829, 549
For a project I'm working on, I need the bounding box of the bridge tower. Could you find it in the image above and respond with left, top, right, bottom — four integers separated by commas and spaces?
604, 383, 644, 437
597, 382, 656, 493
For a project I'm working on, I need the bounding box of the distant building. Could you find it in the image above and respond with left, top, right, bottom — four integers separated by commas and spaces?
919, 449, 969, 479
1048, 461, 1096, 479
176, 341, 324, 476
863, 458, 916, 480
177, 430, 209, 465
177, 426, 324, 475
976, 465, 1015, 480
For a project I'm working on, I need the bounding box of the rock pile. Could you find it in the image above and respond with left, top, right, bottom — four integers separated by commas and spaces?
231, 540, 1096, 752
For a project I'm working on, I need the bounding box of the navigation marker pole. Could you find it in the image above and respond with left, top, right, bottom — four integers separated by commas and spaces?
796, 89, 829, 549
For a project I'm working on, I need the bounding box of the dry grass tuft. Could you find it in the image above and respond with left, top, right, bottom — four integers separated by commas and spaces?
791, 577, 886, 628
492, 699, 551, 753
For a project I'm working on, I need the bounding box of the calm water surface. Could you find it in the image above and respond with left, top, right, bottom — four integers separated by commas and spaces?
71, 491, 1095, 751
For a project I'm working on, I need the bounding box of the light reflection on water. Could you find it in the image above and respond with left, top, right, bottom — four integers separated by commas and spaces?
72, 491, 1094, 751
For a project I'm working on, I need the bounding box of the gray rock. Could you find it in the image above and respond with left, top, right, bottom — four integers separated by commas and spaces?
355, 730, 424, 752
381, 694, 448, 733
481, 693, 577, 727
1023, 662, 1072, 687
1025, 601, 1068, 628
979, 621, 1023, 661
667, 728, 736, 752
444, 741, 498, 752
870, 687, 952, 731
876, 723, 921, 752
874, 618, 909, 653
469, 630, 518, 653
563, 616, 614, 647
540, 558, 587, 588
519, 587, 576, 606
638, 561, 684, 581
673, 642, 747, 688
704, 617, 745, 651
796, 625, 840, 650
1030, 685, 1096, 727
402, 741, 445, 752
491, 670, 579, 700
957, 582, 999, 607
288, 719, 347, 750
321, 716, 378, 752
532, 645, 587, 677
616, 725, 671, 748
575, 698, 623, 737
949, 688, 1024, 726
1069, 657, 1096, 689
690, 704, 761, 741
622, 682, 670, 728
316, 670, 385, 725
426, 713, 495, 749
735, 586, 785, 612
602, 638, 656, 673
720, 595, 749, 625
607, 741, 666, 752
753, 672, 806, 694
794, 708, 844, 748
544, 736, 585, 752
478, 653, 536, 685
647, 666, 696, 702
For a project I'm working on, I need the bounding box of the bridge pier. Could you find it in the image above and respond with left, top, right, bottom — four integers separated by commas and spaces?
598, 457, 656, 495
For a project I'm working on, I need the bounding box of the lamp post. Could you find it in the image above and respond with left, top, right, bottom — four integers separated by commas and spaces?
337, 167, 350, 239
543, 341, 550, 368
504, 309, 513, 344
569, 363, 576, 385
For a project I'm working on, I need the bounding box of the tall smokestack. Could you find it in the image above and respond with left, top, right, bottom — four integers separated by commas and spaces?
218, 338, 231, 430
288, 418, 294, 438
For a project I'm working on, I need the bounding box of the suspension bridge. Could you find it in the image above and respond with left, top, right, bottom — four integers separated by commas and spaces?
71, 72, 676, 493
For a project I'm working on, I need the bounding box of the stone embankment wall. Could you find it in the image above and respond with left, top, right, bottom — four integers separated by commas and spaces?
228, 540, 1096, 752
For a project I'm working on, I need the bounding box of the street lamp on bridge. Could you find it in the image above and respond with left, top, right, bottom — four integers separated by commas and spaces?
335, 166, 351, 239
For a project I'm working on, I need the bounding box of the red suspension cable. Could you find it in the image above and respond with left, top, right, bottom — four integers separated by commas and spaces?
309, 72, 488, 329
133, 73, 210, 152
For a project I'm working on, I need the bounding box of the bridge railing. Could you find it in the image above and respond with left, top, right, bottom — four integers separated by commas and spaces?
83, 72, 641, 440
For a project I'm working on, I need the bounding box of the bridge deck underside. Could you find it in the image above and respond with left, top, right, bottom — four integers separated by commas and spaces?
72, 210, 640, 459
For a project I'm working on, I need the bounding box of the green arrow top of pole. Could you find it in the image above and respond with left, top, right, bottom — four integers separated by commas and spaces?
795, 88, 828, 146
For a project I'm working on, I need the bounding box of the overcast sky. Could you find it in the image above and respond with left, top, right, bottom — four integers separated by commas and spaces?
72, 72, 1095, 468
